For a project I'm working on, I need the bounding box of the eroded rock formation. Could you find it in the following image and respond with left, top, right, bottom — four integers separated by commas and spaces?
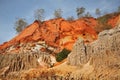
68, 24, 120, 65
0, 52, 56, 77
67, 24, 120, 79
0, 14, 120, 54
0, 18, 98, 54
0, 13, 120, 80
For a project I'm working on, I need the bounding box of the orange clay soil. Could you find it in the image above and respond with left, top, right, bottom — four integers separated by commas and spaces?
0, 15, 119, 52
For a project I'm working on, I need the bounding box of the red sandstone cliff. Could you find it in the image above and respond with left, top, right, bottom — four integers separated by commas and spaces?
0, 18, 97, 52
0, 13, 120, 80
0, 13, 120, 53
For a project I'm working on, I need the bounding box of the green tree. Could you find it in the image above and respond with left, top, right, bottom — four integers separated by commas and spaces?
95, 14, 112, 33
34, 9, 45, 21
84, 12, 92, 17
76, 7, 85, 18
54, 8, 63, 18
117, 6, 120, 12
14, 18, 28, 33
66, 16, 74, 21
95, 8, 101, 17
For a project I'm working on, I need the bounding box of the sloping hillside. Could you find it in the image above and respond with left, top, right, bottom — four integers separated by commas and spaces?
0, 13, 120, 54
0, 18, 98, 54
0, 13, 120, 80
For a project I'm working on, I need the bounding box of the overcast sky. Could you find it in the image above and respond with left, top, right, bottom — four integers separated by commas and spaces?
0, 0, 120, 44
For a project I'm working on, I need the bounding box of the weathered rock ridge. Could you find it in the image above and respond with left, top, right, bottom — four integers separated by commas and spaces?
1, 23, 119, 80
68, 24, 120, 66
67, 24, 120, 79
0, 18, 97, 54
0, 13, 120, 80
0, 52, 56, 77
0, 13, 120, 54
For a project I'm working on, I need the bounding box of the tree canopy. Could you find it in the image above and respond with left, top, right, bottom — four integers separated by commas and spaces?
14, 18, 28, 33
53, 8, 63, 18
34, 9, 45, 21
76, 7, 85, 18
95, 8, 101, 17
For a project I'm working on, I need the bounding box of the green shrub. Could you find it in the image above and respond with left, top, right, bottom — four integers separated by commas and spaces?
95, 13, 116, 33
56, 48, 71, 62
97, 12, 120, 24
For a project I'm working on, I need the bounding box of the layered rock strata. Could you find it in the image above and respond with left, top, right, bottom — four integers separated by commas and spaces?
0, 52, 56, 77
